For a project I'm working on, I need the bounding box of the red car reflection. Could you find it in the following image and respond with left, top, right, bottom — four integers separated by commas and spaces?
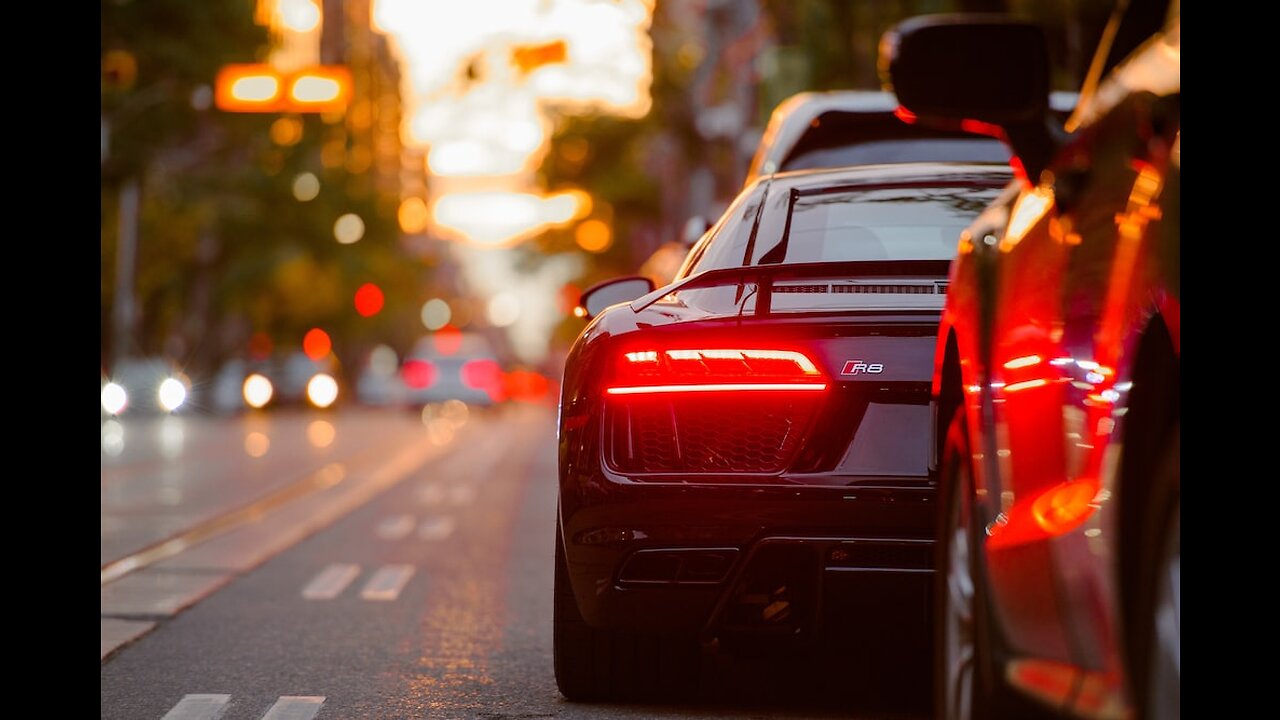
884, 3, 1179, 719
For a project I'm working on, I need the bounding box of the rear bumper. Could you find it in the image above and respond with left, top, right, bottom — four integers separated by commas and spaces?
559, 482, 935, 637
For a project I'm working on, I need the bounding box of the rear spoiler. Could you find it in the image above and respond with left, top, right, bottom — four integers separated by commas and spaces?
629, 259, 952, 316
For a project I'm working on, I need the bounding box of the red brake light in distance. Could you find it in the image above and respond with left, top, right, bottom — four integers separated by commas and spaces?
402, 359, 436, 389
461, 359, 502, 390
606, 348, 826, 395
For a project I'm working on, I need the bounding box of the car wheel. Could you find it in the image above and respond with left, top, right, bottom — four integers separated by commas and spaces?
553, 517, 699, 702
935, 410, 1022, 720
1132, 424, 1179, 720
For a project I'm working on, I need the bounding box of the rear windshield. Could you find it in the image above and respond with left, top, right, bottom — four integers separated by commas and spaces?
752, 184, 1000, 265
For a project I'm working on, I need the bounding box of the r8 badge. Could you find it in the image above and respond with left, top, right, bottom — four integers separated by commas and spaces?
841, 360, 884, 375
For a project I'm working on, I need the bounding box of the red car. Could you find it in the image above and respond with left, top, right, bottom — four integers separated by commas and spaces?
883, 3, 1179, 719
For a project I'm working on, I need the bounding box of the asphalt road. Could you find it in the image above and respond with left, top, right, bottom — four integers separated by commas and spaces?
101, 405, 931, 719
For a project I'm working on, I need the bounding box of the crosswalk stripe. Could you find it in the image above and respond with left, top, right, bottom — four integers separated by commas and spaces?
374, 514, 415, 540
359, 564, 415, 601
301, 563, 360, 600
259, 696, 325, 720
417, 516, 456, 541
160, 694, 230, 720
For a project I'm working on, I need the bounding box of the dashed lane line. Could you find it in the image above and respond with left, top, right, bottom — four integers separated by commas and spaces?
259, 696, 325, 720
359, 564, 415, 601
300, 563, 361, 600
159, 694, 230, 720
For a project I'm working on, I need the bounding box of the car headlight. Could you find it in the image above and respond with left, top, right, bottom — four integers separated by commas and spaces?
101, 382, 128, 415
307, 373, 338, 408
243, 373, 274, 409
157, 377, 187, 412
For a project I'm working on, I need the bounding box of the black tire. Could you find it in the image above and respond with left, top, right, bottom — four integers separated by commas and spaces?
553, 520, 700, 702
1129, 425, 1180, 720
934, 410, 1033, 720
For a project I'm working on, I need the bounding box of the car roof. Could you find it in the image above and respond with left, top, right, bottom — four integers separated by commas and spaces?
747, 89, 1079, 181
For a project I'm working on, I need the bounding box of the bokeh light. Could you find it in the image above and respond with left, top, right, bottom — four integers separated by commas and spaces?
158, 378, 188, 413
307, 373, 339, 408
420, 298, 451, 330
245, 432, 270, 458
271, 116, 304, 146
575, 218, 612, 252
101, 382, 128, 415
354, 282, 385, 317
398, 197, 430, 233
307, 419, 336, 448
334, 213, 366, 244
303, 328, 332, 360
243, 373, 274, 409
292, 172, 320, 201
440, 398, 470, 427
279, 0, 322, 33
487, 292, 520, 327
369, 344, 398, 377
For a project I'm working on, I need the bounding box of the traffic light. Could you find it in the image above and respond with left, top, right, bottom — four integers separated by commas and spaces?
215, 64, 353, 113
511, 40, 567, 74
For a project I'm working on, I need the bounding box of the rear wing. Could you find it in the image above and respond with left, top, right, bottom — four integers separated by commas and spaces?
629, 259, 952, 316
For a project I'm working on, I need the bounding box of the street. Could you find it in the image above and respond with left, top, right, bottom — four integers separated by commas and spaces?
102, 406, 930, 719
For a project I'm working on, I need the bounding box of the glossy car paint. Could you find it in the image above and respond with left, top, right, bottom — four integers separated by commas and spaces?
930, 11, 1179, 717
558, 164, 1011, 639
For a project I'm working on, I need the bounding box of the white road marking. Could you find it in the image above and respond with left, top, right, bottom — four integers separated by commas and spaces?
374, 514, 415, 540
301, 563, 360, 600
260, 696, 325, 720
418, 516, 456, 541
160, 694, 231, 720
415, 483, 445, 505
360, 564, 415, 601
449, 485, 476, 506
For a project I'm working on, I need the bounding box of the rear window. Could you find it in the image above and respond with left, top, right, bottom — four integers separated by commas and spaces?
752, 184, 1001, 265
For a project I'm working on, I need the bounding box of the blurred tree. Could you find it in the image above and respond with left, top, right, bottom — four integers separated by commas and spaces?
102, 1, 423, 381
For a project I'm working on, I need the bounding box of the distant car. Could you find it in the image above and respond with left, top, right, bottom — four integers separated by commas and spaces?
401, 332, 504, 407
101, 357, 190, 416
744, 89, 1078, 186
639, 89, 1076, 290
210, 352, 341, 411
884, 4, 1179, 720
555, 162, 1010, 701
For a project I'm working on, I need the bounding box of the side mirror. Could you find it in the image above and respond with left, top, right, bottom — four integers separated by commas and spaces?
881, 14, 1056, 180
577, 276, 655, 320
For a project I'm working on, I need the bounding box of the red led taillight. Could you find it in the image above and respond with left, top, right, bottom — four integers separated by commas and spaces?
604, 348, 827, 476
606, 348, 827, 395
402, 359, 436, 389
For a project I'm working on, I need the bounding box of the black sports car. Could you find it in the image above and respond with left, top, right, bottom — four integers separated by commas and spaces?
555, 162, 1010, 701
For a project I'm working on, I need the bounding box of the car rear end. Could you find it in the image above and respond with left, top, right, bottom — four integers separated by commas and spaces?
401, 333, 506, 408
559, 272, 947, 651
554, 166, 1009, 699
